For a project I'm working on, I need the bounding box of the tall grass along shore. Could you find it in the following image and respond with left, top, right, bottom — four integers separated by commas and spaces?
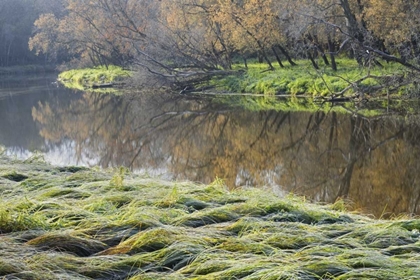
214, 58, 409, 97
1, 152, 419, 279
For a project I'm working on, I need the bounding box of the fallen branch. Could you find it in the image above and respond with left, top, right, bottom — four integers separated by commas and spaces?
91, 83, 114, 89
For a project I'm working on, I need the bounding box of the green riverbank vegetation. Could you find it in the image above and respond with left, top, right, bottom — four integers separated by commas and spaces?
1, 152, 420, 279
58, 66, 131, 91
214, 58, 407, 97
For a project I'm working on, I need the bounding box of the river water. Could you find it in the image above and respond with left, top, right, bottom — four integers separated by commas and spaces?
1, 74, 420, 217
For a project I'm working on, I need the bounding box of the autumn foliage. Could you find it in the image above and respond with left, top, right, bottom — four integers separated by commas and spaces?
1, 0, 419, 88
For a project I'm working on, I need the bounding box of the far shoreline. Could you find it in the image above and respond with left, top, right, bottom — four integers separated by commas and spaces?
0, 65, 57, 76
57, 58, 415, 102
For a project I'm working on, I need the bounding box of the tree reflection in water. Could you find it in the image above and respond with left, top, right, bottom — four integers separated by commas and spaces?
32, 92, 420, 217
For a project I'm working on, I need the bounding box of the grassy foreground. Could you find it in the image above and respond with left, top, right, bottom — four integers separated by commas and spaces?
58, 66, 131, 91
1, 153, 420, 279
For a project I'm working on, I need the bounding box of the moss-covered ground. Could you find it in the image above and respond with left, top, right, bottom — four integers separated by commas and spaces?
1, 152, 419, 279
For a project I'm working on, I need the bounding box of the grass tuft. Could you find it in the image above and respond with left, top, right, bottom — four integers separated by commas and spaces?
1, 172, 28, 182
175, 208, 240, 227
0, 206, 47, 233
26, 232, 108, 257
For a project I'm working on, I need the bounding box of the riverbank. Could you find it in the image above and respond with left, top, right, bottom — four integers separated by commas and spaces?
57, 58, 414, 101
56, 63, 420, 117
213, 58, 407, 97
1, 152, 419, 279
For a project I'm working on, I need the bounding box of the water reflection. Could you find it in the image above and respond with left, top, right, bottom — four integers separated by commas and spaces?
1, 76, 420, 217
0, 75, 83, 162
29, 91, 420, 217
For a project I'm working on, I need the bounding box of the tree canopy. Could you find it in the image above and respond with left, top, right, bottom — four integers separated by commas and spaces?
2, 0, 420, 90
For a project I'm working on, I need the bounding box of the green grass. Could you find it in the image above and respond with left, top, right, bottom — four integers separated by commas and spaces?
214, 58, 406, 97
1, 153, 420, 279
58, 65, 131, 92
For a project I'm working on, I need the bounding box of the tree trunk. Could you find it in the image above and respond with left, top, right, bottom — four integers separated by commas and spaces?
339, 0, 365, 66
305, 38, 320, 70
258, 52, 263, 63
411, 38, 420, 63
312, 34, 329, 66
339, 0, 363, 43
308, 52, 319, 70
259, 49, 274, 70
320, 49, 330, 66
272, 46, 284, 68
328, 36, 338, 71
277, 44, 297, 66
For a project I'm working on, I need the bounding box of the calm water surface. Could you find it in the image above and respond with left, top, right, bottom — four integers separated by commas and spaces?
1, 74, 420, 217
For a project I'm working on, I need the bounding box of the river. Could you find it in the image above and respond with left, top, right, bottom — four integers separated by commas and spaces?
1, 74, 420, 217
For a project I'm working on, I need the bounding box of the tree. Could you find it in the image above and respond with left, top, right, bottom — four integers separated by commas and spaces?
364, 0, 420, 60
213, 0, 279, 69
161, 0, 233, 70
27, 0, 420, 91
29, 14, 61, 63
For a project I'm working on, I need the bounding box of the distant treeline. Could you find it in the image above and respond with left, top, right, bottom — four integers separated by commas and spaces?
0, 0, 65, 67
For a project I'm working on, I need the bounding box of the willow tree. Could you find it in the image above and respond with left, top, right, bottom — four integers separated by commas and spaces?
160, 0, 236, 70
30, 0, 156, 68
333, 0, 420, 94
364, 0, 420, 60
212, 0, 282, 69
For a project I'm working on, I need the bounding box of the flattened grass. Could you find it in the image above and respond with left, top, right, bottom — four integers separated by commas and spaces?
1, 153, 420, 279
